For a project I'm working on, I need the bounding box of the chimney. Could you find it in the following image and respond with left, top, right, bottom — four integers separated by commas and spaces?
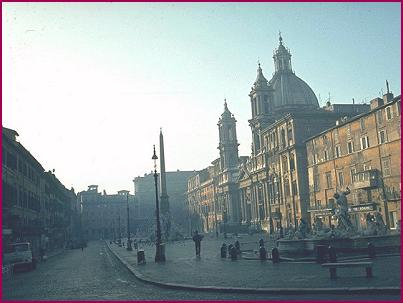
383, 93, 394, 103
383, 80, 394, 103
370, 97, 384, 110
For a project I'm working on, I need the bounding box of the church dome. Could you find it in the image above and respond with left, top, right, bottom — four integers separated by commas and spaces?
269, 72, 319, 110
268, 33, 319, 110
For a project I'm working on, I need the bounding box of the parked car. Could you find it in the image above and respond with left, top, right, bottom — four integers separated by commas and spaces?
4, 242, 37, 271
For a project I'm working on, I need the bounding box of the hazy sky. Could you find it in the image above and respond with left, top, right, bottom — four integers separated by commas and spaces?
2, 2, 401, 194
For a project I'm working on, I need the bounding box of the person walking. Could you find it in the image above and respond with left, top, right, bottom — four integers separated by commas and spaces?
192, 230, 204, 256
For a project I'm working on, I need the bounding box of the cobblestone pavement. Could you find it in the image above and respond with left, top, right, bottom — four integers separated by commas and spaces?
2, 240, 400, 301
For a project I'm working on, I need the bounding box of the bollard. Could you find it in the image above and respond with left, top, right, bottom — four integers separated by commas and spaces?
366, 266, 373, 278
330, 266, 337, 279
220, 244, 227, 258
259, 246, 267, 260
271, 247, 280, 263
259, 239, 264, 247
230, 246, 237, 260
227, 244, 234, 258
315, 245, 328, 264
137, 250, 146, 265
368, 242, 376, 259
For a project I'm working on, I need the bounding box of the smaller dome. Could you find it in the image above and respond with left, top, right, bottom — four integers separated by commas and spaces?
221, 99, 233, 119
253, 63, 269, 89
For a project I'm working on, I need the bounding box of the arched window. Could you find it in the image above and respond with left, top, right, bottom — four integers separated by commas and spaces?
281, 129, 286, 148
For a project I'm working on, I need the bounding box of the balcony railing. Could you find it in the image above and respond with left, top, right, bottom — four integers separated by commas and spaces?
353, 169, 379, 189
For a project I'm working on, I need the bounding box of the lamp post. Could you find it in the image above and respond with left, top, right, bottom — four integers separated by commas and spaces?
126, 192, 132, 251
152, 145, 165, 262
118, 211, 121, 245
266, 175, 274, 235
79, 195, 83, 246
223, 207, 227, 239
291, 180, 297, 232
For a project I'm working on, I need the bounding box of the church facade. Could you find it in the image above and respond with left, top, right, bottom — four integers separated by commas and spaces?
187, 35, 371, 235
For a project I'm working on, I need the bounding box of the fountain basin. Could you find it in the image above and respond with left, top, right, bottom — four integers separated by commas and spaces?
277, 233, 401, 254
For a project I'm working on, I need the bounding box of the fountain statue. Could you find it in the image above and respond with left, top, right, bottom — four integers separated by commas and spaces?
333, 187, 354, 233
365, 210, 387, 236
277, 187, 400, 254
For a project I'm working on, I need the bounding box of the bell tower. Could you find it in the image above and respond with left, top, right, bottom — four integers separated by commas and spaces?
218, 99, 239, 170
248, 63, 274, 156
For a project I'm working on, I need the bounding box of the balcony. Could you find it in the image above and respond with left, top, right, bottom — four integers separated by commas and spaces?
353, 169, 379, 189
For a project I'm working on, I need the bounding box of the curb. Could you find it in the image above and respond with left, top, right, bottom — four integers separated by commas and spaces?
105, 242, 401, 295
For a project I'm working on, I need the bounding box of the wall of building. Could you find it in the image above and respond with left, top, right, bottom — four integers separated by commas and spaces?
79, 186, 136, 241
306, 95, 401, 231
2, 127, 77, 258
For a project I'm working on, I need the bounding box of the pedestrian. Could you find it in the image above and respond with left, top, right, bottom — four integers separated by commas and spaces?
192, 230, 204, 256
39, 247, 45, 262
234, 240, 241, 255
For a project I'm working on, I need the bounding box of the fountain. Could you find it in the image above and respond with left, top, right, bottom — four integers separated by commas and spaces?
277, 187, 400, 255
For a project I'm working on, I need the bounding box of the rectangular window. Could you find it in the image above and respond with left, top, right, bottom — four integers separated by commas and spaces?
6, 152, 17, 170
363, 162, 372, 171
292, 181, 298, 195
289, 154, 295, 171
347, 141, 354, 154
338, 171, 345, 187
334, 129, 339, 141
397, 101, 401, 116
282, 155, 288, 171
325, 172, 332, 189
346, 126, 351, 139
377, 109, 384, 124
360, 118, 366, 131
335, 145, 341, 158
360, 136, 370, 150
18, 158, 23, 173
324, 149, 329, 161
284, 181, 290, 197
350, 168, 357, 183
382, 157, 391, 176
379, 130, 387, 144
287, 127, 293, 145
314, 175, 320, 192
313, 153, 317, 164
386, 106, 393, 120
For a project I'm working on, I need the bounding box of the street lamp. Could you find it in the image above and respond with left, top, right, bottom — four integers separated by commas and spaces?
266, 175, 274, 235
118, 210, 121, 245
126, 192, 132, 251
223, 207, 228, 239
152, 145, 165, 262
